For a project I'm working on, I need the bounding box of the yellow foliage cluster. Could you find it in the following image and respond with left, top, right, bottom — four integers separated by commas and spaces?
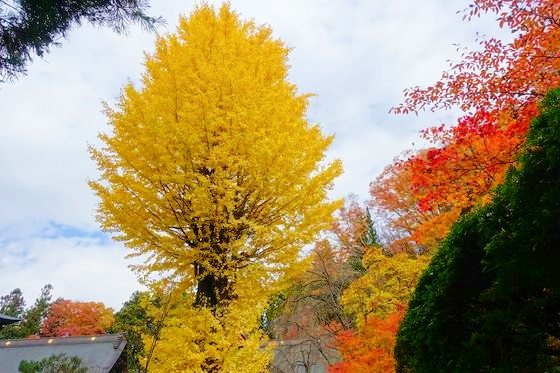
341, 248, 429, 327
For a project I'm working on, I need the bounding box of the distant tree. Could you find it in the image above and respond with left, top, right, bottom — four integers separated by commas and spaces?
271, 337, 337, 373
271, 198, 377, 341
0, 0, 162, 81
18, 353, 87, 373
332, 196, 379, 272
396, 89, 560, 372
0, 285, 53, 339
18, 284, 53, 338
340, 248, 428, 327
0, 287, 25, 317
0, 287, 25, 339
111, 291, 151, 372
41, 299, 114, 337
267, 199, 378, 371
274, 240, 355, 341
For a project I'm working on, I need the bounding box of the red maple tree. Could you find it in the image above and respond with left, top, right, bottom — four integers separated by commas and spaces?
41, 299, 114, 337
384, 0, 559, 245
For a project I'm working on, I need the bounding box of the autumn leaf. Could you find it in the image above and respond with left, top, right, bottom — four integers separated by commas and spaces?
41, 299, 114, 337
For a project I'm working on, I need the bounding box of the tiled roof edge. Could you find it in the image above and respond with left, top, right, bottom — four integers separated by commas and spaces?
0, 333, 126, 349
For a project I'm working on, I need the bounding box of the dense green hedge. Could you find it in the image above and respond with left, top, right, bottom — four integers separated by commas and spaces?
395, 89, 560, 372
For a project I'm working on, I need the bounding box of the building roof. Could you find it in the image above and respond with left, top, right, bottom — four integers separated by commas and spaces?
0, 313, 21, 327
0, 334, 126, 373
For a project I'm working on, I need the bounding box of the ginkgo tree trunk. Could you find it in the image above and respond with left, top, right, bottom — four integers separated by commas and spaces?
89, 4, 341, 371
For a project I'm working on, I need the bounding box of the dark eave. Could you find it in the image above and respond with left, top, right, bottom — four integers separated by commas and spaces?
0, 314, 20, 327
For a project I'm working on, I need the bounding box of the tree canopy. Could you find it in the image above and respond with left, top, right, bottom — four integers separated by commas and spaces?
41, 299, 114, 337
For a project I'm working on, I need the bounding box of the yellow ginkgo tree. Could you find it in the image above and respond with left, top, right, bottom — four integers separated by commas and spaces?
89, 4, 341, 371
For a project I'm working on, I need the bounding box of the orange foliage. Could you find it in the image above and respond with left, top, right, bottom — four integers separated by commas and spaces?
41, 299, 114, 337
369, 153, 460, 253
392, 0, 560, 216
394, 0, 560, 116
329, 307, 405, 373
332, 195, 377, 259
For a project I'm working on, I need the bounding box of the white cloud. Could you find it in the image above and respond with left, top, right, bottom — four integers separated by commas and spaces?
0, 234, 142, 310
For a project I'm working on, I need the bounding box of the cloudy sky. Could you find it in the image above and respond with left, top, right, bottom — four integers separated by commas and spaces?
0, 0, 498, 310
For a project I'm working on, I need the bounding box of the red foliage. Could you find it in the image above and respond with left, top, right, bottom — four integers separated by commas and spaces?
329, 307, 405, 373
41, 299, 115, 337
409, 106, 537, 212
389, 0, 559, 234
